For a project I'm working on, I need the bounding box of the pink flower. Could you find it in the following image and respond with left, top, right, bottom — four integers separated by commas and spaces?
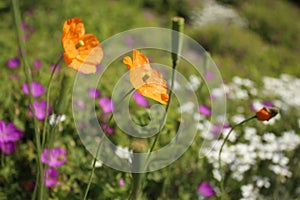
198, 105, 211, 117
0, 142, 17, 155
22, 81, 46, 98
102, 123, 114, 135
29, 100, 51, 120
133, 91, 150, 108
198, 181, 215, 197
0, 121, 24, 143
99, 97, 114, 113
88, 88, 101, 99
41, 147, 67, 167
44, 168, 60, 188
33, 60, 42, 69
119, 178, 125, 187
7, 57, 20, 69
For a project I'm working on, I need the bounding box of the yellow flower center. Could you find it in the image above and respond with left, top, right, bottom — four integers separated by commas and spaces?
75, 40, 85, 49
142, 72, 151, 82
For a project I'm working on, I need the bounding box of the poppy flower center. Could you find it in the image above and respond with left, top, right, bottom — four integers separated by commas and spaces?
75, 40, 85, 49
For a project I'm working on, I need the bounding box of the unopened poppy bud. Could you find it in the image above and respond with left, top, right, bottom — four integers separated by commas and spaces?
256, 107, 279, 121
75, 40, 85, 49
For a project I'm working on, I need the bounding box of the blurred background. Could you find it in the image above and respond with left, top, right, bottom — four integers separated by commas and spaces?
1, 0, 300, 199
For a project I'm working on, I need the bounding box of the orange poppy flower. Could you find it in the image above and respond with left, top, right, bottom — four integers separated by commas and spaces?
62, 17, 103, 74
256, 107, 278, 121
123, 50, 169, 104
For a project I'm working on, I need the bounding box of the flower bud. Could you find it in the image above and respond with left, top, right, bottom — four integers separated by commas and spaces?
256, 107, 279, 121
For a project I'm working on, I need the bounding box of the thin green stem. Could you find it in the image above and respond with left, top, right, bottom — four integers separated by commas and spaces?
83, 88, 134, 200
218, 115, 256, 198
144, 52, 177, 171
12, 1, 44, 199
42, 55, 63, 148
83, 139, 103, 200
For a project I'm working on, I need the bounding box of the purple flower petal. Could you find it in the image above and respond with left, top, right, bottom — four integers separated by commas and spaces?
0, 121, 24, 143
44, 168, 59, 188
99, 97, 114, 113
88, 88, 101, 99
22, 81, 46, 98
198, 181, 215, 197
102, 123, 114, 135
0, 142, 17, 155
204, 71, 215, 80
263, 101, 274, 107
7, 57, 20, 69
133, 91, 150, 108
119, 178, 125, 187
198, 105, 211, 117
125, 36, 134, 48
41, 147, 67, 167
29, 100, 51, 120
49, 63, 61, 72
33, 60, 42, 69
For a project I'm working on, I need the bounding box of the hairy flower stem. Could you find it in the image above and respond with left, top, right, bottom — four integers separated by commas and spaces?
218, 115, 256, 199
12, 0, 44, 199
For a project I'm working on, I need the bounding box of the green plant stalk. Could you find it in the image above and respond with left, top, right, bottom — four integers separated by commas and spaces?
11, 0, 44, 199
145, 16, 184, 170
84, 88, 135, 200
83, 139, 103, 200
218, 115, 256, 199
42, 55, 63, 148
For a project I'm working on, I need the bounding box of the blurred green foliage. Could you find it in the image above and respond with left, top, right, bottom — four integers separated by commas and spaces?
1, 0, 300, 199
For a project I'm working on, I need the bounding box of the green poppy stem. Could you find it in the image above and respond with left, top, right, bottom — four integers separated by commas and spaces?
145, 16, 184, 171
218, 115, 256, 199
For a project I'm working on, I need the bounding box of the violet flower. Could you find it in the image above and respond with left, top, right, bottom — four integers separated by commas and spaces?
33, 60, 42, 69
204, 71, 215, 80
197, 181, 215, 197
88, 88, 101, 99
22, 81, 46, 98
198, 105, 211, 117
44, 168, 60, 188
41, 147, 67, 167
119, 178, 125, 187
0, 142, 17, 155
7, 57, 20, 69
29, 100, 51, 120
0, 120, 24, 143
99, 97, 114, 113
49, 63, 61, 72
102, 123, 114, 135
133, 91, 150, 108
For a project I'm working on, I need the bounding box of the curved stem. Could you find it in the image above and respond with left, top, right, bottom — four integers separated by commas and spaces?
42, 55, 63, 148
218, 115, 256, 198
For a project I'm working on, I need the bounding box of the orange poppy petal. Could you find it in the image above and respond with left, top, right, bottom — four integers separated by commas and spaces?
124, 49, 169, 104
62, 17, 103, 74
123, 56, 133, 70
132, 49, 149, 68
62, 17, 85, 45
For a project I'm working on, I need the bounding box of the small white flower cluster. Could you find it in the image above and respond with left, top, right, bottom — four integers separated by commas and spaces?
196, 74, 300, 199
191, 0, 247, 27
263, 74, 300, 109
115, 146, 133, 164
